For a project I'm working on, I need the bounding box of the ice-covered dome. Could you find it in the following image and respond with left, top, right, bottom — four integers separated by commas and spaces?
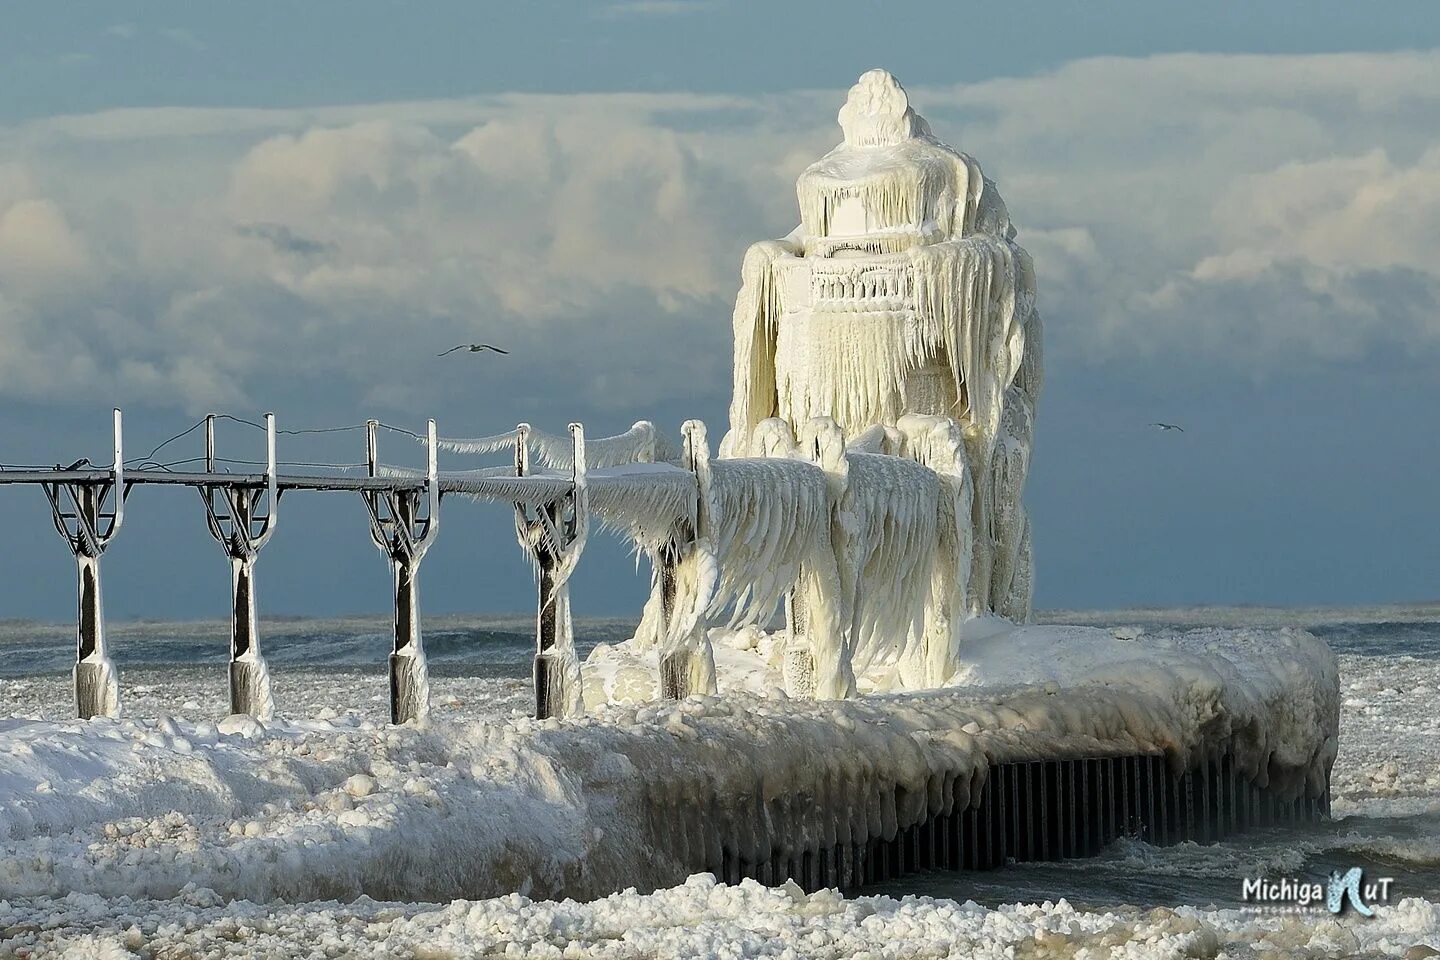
796, 69, 980, 257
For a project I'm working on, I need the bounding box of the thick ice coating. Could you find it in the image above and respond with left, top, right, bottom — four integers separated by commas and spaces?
724, 69, 1040, 626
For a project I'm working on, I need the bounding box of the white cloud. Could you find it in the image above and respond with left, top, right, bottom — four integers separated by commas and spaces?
914, 51, 1440, 367
1, 51, 1438, 422
0, 199, 89, 282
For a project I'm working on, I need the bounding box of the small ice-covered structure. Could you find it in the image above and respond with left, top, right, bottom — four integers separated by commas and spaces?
724, 69, 1040, 625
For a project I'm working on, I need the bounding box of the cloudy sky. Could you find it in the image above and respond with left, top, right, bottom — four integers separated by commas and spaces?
2, 1, 1438, 623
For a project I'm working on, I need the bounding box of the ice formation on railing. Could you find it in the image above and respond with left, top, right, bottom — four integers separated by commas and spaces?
800, 417, 940, 688
435, 422, 682, 471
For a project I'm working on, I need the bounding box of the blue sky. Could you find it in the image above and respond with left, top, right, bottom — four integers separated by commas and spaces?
7, 1, 1440, 118
1, 2, 1438, 622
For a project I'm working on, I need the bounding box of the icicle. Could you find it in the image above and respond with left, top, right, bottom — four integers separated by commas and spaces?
897, 414, 975, 686
434, 429, 520, 455
723, 239, 798, 458
840, 452, 939, 682
1000, 512, 1033, 623
696, 429, 832, 633
797, 417, 939, 687
774, 308, 927, 435
527, 421, 674, 470
987, 388, 1034, 616
587, 469, 698, 556
630, 563, 667, 653
905, 235, 1035, 616
442, 421, 683, 469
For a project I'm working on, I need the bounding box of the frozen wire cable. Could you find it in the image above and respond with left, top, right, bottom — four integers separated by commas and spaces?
127, 415, 372, 467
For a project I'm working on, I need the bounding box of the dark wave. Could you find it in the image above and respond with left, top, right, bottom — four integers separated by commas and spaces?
0, 617, 637, 678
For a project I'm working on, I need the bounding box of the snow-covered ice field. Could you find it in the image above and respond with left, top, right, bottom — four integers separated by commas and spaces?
2, 607, 1438, 958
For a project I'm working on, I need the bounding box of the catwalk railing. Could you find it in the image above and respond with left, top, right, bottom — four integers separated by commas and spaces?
0, 409, 699, 722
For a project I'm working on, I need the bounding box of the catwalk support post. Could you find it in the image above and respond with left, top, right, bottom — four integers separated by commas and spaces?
659, 420, 716, 700
656, 532, 690, 700
199, 413, 279, 719
364, 419, 441, 724
515, 423, 589, 719
42, 408, 128, 719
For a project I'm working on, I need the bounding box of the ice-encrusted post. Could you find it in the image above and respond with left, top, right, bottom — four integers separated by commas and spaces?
199, 413, 279, 720
657, 420, 717, 700
782, 591, 817, 698
363, 418, 441, 724
518, 423, 589, 720
655, 533, 690, 700
42, 408, 127, 719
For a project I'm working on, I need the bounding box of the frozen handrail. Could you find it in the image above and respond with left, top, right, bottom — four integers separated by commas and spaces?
434, 421, 682, 470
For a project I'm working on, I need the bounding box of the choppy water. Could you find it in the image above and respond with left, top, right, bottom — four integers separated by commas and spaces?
0, 614, 634, 679
2, 605, 1438, 916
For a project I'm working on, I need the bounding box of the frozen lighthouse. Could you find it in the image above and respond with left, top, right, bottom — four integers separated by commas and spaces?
723, 69, 1042, 624
574, 69, 1053, 703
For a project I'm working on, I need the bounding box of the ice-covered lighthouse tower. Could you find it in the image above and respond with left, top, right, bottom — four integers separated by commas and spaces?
722, 69, 1042, 621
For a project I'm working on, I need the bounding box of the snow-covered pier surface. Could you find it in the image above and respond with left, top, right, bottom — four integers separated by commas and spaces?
0, 624, 1336, 904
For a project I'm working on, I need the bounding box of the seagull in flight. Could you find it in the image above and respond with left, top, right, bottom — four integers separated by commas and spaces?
1150, 422, 1184, 433
438, 343, 509, 357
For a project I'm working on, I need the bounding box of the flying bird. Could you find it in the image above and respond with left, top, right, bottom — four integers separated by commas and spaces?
1150, 422, 1184, 433
438, 343, 509, 357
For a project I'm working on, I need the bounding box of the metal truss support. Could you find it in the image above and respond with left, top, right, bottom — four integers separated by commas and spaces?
364, 419, 440, 724
42, 409, 128, 719
199, 413, 279, 720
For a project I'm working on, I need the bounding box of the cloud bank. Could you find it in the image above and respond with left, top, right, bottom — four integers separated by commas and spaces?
2, 50, 1438, 426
